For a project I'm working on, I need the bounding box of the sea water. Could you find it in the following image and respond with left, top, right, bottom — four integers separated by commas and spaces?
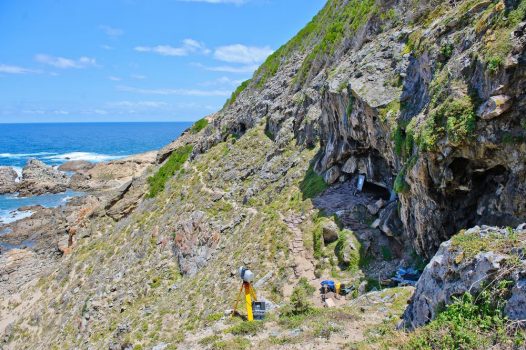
0, 122, 191, 223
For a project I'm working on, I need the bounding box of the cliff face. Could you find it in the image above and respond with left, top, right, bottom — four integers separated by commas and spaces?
2, 0, 526, 349
199, 0, 526, 257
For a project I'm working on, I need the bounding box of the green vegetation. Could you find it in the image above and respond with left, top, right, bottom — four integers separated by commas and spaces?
190, 118, 209, 134
255, 0, 380, 88
226, 321, 263, 336
334, 230, 361, 271
394, 169, 410, 194
212, 337, 250, 350
378, 100, 400, 124
295, 0, 376, 84
224, 79, 251, 107
198, 335, 221, 346
417, 96, 476, 151
440, 42, 454, 61
451, 228, 525, 260
147, 145, 193, 197
482, 0, 526, 74
406, 284, 524, 349
299, 165, 327, 199
281, 278, 316, 317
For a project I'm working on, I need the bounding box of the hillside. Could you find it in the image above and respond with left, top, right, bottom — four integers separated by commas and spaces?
1, 0, 526, 349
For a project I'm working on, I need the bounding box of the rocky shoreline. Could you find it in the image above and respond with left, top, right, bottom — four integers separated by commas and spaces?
0, 150, 160, 296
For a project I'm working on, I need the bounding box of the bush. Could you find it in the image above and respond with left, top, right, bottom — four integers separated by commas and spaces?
394, 170, 410, 194
226, 321, 263, 336
190, 118, 208, 134
147, 145, 193, 197
334, 230, 360, 270
417, 96, 476, 150
487, 56, 503, 74
406, 282, 525, 349
440, 42, 454, 61
281, 278, 315, 317
300, 166, 327, 199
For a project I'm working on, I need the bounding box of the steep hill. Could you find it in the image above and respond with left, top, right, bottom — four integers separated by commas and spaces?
1, 0, 526, 349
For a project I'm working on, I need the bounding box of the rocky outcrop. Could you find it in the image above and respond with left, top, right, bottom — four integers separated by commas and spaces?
58, 160, 95, 172
0, 166, 18, 194
18, 159, 69, 196
403, 224, 526, 329
70, 151, 156, 192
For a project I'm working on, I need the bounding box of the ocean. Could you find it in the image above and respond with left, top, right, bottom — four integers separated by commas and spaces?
0, 122, 192, 224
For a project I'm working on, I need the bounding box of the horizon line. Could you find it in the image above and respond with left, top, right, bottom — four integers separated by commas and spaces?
0, 120, 197, 124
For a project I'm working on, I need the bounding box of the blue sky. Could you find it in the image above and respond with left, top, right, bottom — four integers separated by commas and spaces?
0, 0, 325, 123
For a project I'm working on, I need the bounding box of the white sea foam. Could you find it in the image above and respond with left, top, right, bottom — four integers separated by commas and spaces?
0, 210, 32, 224
12, 166, 22, 182
0, 152, 56, 159
43, 152, 127, 163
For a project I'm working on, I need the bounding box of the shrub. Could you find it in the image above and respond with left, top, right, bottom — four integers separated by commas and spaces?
487, 56, 503, 74
286, 287, 312, 316
443, 97, 477, 143
226, 321, 263, 336
300, 165, 327, 199
417, 96, 476, 150
281, 278, 315, 317
312, 224, 323, 259
334, 230, 360, 271
393, 125, 405, 157
394, 170, 410, 194
406, 282, 525, 349
212, 337, 250, 350
297, 277, 316, 295
190, 118, 208, 134
147, 145, 193, 197
440, 42, 454, 61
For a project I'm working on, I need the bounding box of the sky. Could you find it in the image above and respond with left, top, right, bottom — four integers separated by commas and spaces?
0, 0, 325, 123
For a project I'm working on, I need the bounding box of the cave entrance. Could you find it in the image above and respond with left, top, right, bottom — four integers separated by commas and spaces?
441, 160, 510, 240
362, 180, 391, 200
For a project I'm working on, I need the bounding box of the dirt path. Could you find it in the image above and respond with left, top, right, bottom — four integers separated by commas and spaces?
280, 213, 316, 298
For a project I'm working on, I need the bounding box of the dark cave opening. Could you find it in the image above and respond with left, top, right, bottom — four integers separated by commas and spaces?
442, 160, 510, 239
362, 181, 391, 200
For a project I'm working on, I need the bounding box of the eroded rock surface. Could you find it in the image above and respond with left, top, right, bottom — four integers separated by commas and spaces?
18, 159, 69, 196
404, 225, 526, 329
0, 166, 18, 194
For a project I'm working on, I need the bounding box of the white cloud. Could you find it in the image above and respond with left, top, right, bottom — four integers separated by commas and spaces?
108, 76, 122, 81
99, 25, 124, 38
35, 54, 98, 69
178, 0, 248, 4
199, 76, 243, 87
101, 44, 114, 50
214, 44, 273, 64
0, 64, 38, 74
130, 74, 146, 80
117, 85, 230, 97
108, 101, 169, 108
193, 62, 259, 74
135, 39, 210, 57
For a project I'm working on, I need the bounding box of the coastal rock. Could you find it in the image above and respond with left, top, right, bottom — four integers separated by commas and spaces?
0, 167, 18, 194
18, 159, 69, 196
69, 151, 156, 192
403, 225, 526, 329
58, 160, 95, 172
